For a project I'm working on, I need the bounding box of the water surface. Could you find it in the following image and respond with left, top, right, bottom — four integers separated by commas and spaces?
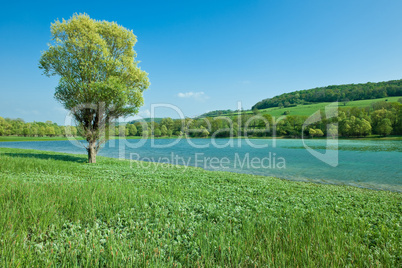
1, 138, 401, 192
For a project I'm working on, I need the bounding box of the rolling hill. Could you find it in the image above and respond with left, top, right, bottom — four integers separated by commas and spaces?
252, 79, 402, 110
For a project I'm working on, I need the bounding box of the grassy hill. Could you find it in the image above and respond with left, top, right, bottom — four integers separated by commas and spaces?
204, 96, 401, 118
253, 79, 402, 110
0, 148, 401, 266
256, 96, 401, 117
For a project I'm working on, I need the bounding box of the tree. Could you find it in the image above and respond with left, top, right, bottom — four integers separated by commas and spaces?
65, 126, 78, 137
161, 125, 168, 136
314, 129, 324, 137
128, 124, 137, 136
160, 117, 174, 130
309, 128, 324, 138
46, 126, 56, 137
38, 127, 46, 137
371, 108, 393, 135
200, 126, 209, 137
342, 98, 350, 106
22, 126, 30, 137
377, 118, 393, 136
118, 125, 126, 137
309, 128, 316, 138
39, 14, 149, 163
252, 107, 259, 115
154, 128, 161, 137
328, 125, 338, 139
358, 119, 372, 137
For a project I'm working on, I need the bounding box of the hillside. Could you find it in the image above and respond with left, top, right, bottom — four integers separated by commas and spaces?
251, 96, 401, 117
252, 79, 402, 110
195, 109, 234, 118
127, 117, 164, 124
201, 96, 402, 118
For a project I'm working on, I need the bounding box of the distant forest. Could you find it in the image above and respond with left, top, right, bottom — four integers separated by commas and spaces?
2, 78, 402, 139
196, 110, 235, 118
252, 79, 402, 110
2, 98, 400, 138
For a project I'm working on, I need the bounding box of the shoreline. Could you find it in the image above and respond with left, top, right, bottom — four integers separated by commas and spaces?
0, 147, 400, 193
1, 135, 401, 142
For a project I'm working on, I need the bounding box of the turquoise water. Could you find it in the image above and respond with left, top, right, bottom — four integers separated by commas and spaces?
0, 138, 401, 192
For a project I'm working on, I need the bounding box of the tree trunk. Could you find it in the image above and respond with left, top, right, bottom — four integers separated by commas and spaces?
87, 140, 97, 163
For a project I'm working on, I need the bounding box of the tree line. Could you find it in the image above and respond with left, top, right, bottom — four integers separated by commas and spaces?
125, 100, 401, 138
0, 118, 78, 137
252, 79, 402, 110
1, 100, 401, 139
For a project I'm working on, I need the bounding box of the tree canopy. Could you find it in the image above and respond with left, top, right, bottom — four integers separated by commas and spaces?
39, 13, 149, 163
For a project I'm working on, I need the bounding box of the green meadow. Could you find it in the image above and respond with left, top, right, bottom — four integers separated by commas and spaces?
0, 148, 400, 267
219, 96, 401, 118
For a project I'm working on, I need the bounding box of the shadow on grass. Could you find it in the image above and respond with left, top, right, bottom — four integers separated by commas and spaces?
2, 152, 87, 163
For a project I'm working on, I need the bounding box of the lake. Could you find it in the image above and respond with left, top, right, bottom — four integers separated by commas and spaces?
1, 138, 401, 192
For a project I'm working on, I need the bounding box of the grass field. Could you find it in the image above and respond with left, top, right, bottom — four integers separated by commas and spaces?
217, 96, 401, 118
0, 148, 400, 267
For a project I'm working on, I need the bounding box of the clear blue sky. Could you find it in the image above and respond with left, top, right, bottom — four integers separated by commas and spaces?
1, 0, 402, 124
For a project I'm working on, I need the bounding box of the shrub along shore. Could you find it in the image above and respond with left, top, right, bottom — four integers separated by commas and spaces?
0, 148, 401, 267
1, 135, 401, 143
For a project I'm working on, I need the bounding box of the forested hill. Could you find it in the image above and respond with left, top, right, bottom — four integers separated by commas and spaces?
195, 110, 234, 118
252, 79, 402, 110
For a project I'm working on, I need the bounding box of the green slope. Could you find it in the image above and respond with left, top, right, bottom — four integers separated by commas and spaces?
212, 96, 401, 118
252, 79, 402, 110
259, 96, 401, 117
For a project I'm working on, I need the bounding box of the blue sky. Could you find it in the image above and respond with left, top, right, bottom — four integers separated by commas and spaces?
1, 0, 402, 124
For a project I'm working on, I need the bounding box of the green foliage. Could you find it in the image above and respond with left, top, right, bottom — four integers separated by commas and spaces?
195, 98, 402, 138
200, 126, 209, 137
1, 99, 401, 142
377, 118, 393, 136
339, 115, 372, 137
253, 79, 402, 110
45, 126, 56, 137
128, 118, 164, 124
308, 128, 317, 138
0, 148, 401, 267
154, 128, 161, 137
328, 125, 338, 139
127, 124, 137, 136
39, 13, 149, 162
252, 107, 259, 115
197, 110, 235, 118
160, 125, 168, 136
160, 117, 174, 130
0, 118, 76, 138
118, 125, 126, 137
